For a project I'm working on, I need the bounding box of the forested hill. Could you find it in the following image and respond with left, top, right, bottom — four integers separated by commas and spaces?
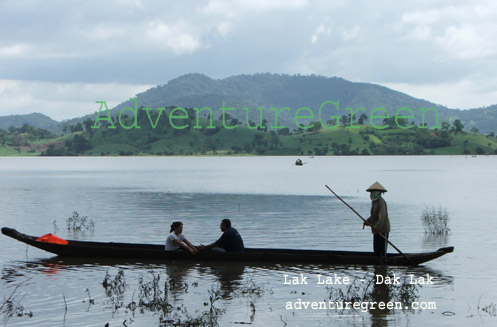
1, 74, 497, 134
108, 73, 444, 131
106, 73, 497, 134
441, 104, 497, 135
0, 113, 60, 133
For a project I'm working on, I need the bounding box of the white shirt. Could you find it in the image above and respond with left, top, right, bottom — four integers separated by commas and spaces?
165, 232, 186, 251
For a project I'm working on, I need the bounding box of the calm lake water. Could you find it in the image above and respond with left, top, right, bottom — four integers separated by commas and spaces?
0, 156, 496, 326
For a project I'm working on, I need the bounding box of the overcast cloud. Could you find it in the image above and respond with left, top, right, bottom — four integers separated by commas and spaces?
1, 0, 496, 120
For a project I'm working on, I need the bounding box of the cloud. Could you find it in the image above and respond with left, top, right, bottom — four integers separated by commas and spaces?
202, 0, 310, 17
341, 25, 360, 41
400, 2, 497, 60
146, 21, 203, 55
0, 80, 153, 121
82, 24, 127, 42
0, 44, 30, 57
438, 23, 497, 60
0, 0, 496, 119
382, 75, 497, 109
311, 24, 332, 44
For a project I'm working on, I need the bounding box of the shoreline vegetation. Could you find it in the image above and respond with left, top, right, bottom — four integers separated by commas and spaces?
0, 108, 496, 156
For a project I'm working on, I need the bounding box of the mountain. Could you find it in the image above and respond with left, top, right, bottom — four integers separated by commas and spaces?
438, 104, 497, 134
0, 113, 60, 133
106, 73, 441, 128
106, 73, 497, 134
1, 74, 496, 134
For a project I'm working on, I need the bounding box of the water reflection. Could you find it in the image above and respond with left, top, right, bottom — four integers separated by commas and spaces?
2, 156, 496, 326
422, 234, 450, 249
370, 266, 391, 324
1, 256, 457, 327
199, 263, 245, 299
2, 257, 455, 291
2, 257, 248, 297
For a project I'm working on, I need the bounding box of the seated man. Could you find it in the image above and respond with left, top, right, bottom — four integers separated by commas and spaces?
199, 219, 244, 252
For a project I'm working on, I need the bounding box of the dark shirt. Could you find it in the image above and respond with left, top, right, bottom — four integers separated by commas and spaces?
215, 227, 244, 252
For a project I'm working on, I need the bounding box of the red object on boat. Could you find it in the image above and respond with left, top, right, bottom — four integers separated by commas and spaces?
36, 233, 69, 245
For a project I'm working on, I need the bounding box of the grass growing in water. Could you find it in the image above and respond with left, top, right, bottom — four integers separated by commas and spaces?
136, 272, 173, 315
102, 269, 127, 312
1, 280, 33, 324
66, 211, 95, 232
421, 206, 450, 235
101, 269, 228, 326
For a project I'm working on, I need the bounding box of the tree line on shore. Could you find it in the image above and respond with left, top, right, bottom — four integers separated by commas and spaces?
1, 110, 496, 156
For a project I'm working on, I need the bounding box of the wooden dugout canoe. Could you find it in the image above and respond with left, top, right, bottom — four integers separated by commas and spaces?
2, 227, 453, 266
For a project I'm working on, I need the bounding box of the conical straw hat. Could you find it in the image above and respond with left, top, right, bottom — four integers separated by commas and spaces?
366, 181, 387, 192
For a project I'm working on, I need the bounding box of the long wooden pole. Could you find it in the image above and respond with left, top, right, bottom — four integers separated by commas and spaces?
324, 185, 415, 265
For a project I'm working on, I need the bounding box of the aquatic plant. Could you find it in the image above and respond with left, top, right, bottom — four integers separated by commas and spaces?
234, 278, 266, 298
52, 219, 59, 234
164, 310, 219, 327
249, 301, 256, 322
102, 269, 127, 311
99, 269, 233, 326
137, 272, 173, 315
1, 281, 33, 324
66, 211, 95, 232
147, 284, 225, 327
421, 206, 450, 235
83, 288, 95, 311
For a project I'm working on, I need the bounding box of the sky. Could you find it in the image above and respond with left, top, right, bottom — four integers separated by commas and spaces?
1, 0, 497, 121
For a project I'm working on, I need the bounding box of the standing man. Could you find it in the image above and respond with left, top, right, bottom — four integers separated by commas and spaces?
199, 219, 245, 252
363, 182, 390, 257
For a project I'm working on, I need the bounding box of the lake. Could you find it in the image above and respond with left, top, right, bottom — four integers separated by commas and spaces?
0, 156, 496, 326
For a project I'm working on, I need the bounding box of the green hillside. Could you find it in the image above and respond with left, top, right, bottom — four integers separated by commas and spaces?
2, 74, 497, 135
0, 113, 61, 134
103, 73, 497, 134
1, 110, 496, 156
106, 74, 446, 131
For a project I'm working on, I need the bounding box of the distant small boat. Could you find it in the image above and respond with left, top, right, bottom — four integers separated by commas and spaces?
295, 159, 303, 166
2, 227, 453, 266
